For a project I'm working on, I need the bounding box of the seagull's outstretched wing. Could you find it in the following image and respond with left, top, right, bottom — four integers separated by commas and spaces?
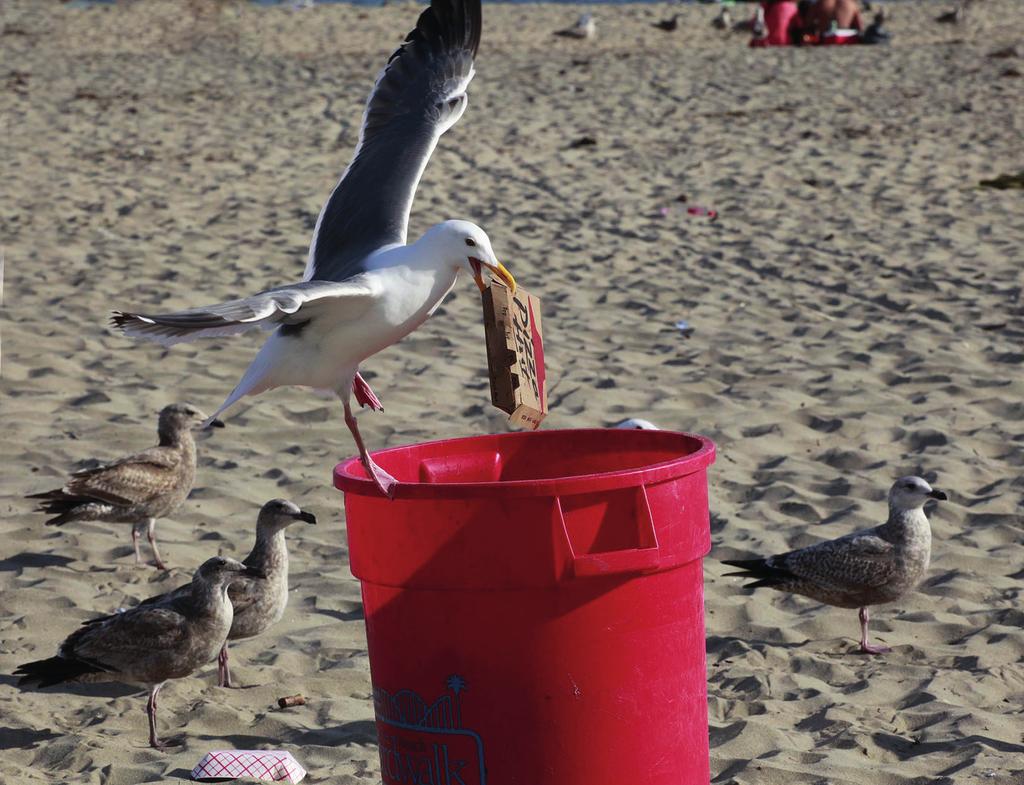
111, 279, 379, 346
304, 0, 482, 283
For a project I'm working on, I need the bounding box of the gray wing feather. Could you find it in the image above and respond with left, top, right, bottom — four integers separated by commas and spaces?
304, 0, 481, 283
63, 604, 191, 676
781, 534, 897, 591
61, 446, 183, 507
112, 279, 377, 346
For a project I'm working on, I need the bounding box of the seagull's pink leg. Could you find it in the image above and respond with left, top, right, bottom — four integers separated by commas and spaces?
217, 643, 233, 688
146, 681, 182, 750
353, 371, 384, 412
147, 683, 161, 748
343, 398, 397, 499
131, 523, 143, 565
146, 518, 169, 571
859, 607, 890, 655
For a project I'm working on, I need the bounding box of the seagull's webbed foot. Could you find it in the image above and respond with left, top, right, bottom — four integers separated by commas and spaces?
343, 395, 398, 500
353, 372, 384, 412
364, 455, 398, 500
150, 735, 185, 751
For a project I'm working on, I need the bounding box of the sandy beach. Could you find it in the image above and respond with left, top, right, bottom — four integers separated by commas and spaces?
1, 0, 1023, 782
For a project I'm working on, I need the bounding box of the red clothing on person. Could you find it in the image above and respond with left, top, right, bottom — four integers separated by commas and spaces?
751, 0, 801, 46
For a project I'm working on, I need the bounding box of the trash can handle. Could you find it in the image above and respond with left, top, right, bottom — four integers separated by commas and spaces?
556, 487, 661, 578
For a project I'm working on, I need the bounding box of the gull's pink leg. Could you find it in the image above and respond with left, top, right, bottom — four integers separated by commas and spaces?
147, 682, 162, 748
343, 398, 397, 499
131, 523, 143, 565
217, 643, 233, 688
146, 518, 169, 571
146, 681, 182, 750
353, 371, 384, 412
146, 682, 167, 749
859, 607, 890, 655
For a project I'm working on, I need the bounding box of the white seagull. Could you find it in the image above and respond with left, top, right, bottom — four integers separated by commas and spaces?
111, 0, 514, 498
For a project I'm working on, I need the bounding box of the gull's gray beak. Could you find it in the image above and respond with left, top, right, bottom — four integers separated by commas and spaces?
928, 489, 947, 501
242, 565, 266, 579
295, 510, 317, 525
208, 418, 226, 429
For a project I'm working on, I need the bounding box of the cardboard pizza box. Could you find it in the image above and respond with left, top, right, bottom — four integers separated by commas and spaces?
481, 282, 548, 430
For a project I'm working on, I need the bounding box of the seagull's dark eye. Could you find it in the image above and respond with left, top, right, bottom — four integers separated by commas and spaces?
465, 238, 476, 247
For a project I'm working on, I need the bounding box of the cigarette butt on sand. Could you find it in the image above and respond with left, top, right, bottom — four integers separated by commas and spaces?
277, 695, 306, 709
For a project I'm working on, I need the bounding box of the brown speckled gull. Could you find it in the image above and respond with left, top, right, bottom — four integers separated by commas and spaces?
27, 403, 222, 570
722, 476, 947, 654
142, 499, 316, 688
14, 556, 263, 749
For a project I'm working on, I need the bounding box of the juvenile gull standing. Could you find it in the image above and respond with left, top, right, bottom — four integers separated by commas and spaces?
15, 556, 263, 749
140, 499, 316, 688
110, 0, 516, 499
27, 403, 222, 570
722, 476, 947, 654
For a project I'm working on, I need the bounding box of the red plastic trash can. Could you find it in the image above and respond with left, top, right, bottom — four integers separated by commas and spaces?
334, 428, 716, 785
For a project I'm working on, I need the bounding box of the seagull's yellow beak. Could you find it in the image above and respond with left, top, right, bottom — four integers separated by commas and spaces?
471, 258, 516, 295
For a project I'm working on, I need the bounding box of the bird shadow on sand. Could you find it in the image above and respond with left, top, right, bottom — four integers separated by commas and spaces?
872, 731, 1024, 763
3, 675, 139, 699
0, 725, 62, 750
706, 634, 876, 660
199, 720, 378, 750
0, 551, 75, 572
707, 634, 811, 656
313, 607, 365, 622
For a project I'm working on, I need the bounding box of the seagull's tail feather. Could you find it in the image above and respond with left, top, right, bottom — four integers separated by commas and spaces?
15, 655, 104, 688
721, 557, 794, 589
26, 489, 95, 526
111, 301, 277, 347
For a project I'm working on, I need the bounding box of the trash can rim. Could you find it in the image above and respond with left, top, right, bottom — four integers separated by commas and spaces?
333, 428, 716, 500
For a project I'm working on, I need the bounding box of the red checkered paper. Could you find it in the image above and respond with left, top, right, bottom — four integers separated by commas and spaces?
191, 750, 306, 783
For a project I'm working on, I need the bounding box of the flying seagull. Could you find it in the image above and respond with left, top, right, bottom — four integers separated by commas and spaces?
110, 0, 515, 499
15, 556, 263, 749
722, 476, 946, 654
140, 499, 316, 688
27, 403, 222, 570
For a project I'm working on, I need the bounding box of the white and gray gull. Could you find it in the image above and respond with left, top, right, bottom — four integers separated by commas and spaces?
27, 403, 223, 570
15, 556, 263, 749
140, 499, 316, 688
110, 0, 515, 499
722, 476, 947, 654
